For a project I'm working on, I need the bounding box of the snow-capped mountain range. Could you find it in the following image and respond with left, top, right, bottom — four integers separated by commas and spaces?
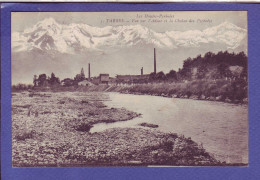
12, 17, 247, 54
11, 17, 248, 84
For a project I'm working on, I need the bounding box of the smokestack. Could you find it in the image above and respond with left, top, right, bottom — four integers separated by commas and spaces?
154, 48, 156, 74
141, 67, 143, 75
88, 63, 91, 80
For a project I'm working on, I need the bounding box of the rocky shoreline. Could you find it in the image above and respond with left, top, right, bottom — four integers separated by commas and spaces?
12, 91, 225, 167
76, 83, 248, 104
115, 90, 248, 104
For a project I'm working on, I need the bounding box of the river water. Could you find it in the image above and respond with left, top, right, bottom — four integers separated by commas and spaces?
90, 92, 248, 164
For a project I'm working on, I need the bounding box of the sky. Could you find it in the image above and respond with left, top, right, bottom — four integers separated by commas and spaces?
12, 11, 247, 33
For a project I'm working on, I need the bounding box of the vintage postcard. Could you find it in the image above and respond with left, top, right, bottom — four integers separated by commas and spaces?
11, 11, 248, 167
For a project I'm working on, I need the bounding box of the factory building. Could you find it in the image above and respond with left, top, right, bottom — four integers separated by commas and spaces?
116, 74, 149, 84
115, 48, 157, 84
99, 74, 110, 84
77, 47, 157, 85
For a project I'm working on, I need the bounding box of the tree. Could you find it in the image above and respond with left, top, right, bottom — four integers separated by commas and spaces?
166, 70, 177, 80
179, 57, 193, 80
197, 65, 208, 79
183, 57, 192, 68
74, 68, 86, 82
61, 78, 74, 86
204, 51, 214, 59
74, 74, 85, 82
156, 71, 167, 81
80, 68, 85, 79
217, 63, 231, 79
50, 72, 60, 85
149, 72, 156, 81
38, 74, 47, 86
12, 84, 33, 91
51, 73, 55, 79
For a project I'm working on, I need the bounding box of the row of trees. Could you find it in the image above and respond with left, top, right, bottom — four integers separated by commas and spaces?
149, 70, 177, 81
33, 68, 86, 87
147, 51, 247, 82
12, 84, 33, 91
178, 51, 247, 80
33, 73, 60, 87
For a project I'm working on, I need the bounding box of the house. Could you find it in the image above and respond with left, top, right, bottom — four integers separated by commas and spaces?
78, 80, 94, 86
99, 74, 109, 84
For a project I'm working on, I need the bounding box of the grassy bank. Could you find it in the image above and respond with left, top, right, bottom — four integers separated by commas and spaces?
15, 77, 248, 104
12, 91, 223, 166
106, 79, 248, 104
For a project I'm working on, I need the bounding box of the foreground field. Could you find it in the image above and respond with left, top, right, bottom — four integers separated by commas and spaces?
12, 91, 222, 166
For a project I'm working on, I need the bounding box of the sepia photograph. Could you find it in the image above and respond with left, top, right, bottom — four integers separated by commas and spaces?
11, 11, 248, 167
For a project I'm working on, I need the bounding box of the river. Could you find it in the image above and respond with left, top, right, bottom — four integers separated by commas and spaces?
90, 92, 248, 164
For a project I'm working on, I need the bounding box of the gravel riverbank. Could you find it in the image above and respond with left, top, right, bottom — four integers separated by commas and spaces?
12, 91, 223, 166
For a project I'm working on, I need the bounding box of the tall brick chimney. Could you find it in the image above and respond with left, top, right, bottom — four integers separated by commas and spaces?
154, 48, 156, 74
141, 67, 143, 75
88, 63, 91, 80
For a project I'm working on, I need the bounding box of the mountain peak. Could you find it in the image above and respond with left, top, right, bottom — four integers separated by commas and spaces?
32, 17, 61, 34
216, 21, 245, 31
37, 17, 58, 26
